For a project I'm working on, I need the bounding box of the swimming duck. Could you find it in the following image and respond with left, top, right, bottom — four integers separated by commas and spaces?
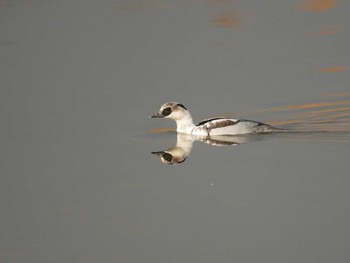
150, 102, 280, 135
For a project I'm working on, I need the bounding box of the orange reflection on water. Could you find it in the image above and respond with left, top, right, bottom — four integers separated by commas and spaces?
319, 66, 348, 73
263, 99, 350, 136
212, 11, 243, 28
146, 128, 175, 133
316, 26, 339, 36
298, 0, 337, 12
283, 106, 350, 117
263, 101, 350, 112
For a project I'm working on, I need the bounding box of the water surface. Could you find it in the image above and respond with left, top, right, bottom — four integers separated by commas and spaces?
1, 0, 350, 262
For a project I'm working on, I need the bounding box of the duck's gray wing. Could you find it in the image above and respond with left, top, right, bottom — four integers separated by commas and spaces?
198, 118, 243, 129
197, 118, 240, 129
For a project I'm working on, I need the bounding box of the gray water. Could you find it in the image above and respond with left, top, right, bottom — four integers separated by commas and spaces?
1, 0, 350, 262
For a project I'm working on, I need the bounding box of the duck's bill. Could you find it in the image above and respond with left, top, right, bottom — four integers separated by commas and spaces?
151, 151, 165, 155
150, 113, 164, 118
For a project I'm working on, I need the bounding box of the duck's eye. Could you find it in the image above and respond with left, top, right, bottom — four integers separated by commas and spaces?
162, 153, 173, 162
162, 107, 172, 116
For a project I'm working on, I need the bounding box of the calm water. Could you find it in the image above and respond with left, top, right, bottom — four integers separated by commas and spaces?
1, 0, 350, 262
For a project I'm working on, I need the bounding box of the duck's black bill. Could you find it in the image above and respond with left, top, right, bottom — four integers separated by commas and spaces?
150, 113, 164, 118
151, 151, 165, 155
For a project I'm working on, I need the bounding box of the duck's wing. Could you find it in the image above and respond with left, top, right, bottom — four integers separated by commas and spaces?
197, 117, 245, 129
198, 118, 277, 135
197, 117, 240, 128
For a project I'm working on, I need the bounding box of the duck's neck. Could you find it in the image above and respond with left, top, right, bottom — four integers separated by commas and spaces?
175, 113, 195, 134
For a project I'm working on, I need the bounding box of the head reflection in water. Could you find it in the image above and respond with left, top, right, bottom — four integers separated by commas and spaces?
152, 151, 187, 165
151, 133, 255, 165
151, 133, 194, 165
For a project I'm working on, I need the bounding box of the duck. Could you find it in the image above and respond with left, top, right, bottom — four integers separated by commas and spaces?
150, 102, 280, 136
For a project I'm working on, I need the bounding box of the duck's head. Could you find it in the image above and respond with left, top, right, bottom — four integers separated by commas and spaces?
150, 102, 189, 121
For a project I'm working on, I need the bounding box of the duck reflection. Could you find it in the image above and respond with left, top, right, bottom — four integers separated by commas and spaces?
151, 133, 259, 165
151, 133, 193, 165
